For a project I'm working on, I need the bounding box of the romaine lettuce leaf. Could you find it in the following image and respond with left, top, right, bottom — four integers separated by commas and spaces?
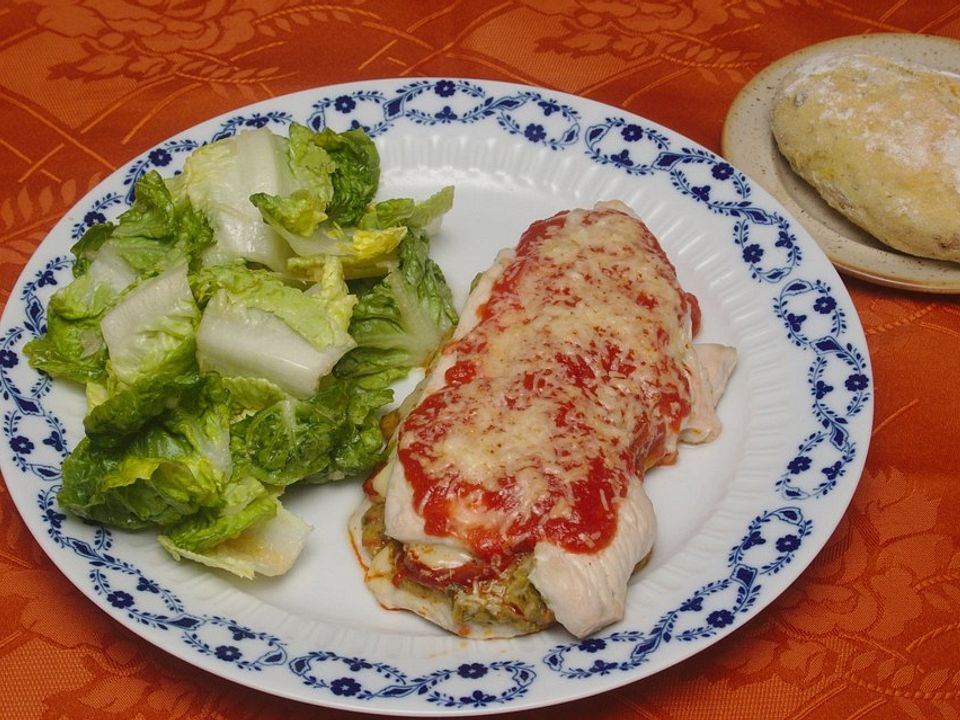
337, 227, 458, 380
23, 313, 108, 384
58, 375, 233, 529
50, 243, 137, 320
192, 261, 355, 349
286, 122, 337, 204
193, 261, 356, 397
220, 375, 289, 419
100, 261, 200, 386
173, 128, 295, 272
247, 189, 328, 239
279, 186, 454, 281
285, 225, 408, 280
300, 125, 379, 226
247, 123, 378, 243
359, 185, 454, 233
157, 475, 275, 553
243, 122, 337, 241
84, 371, 204, 447
69, 222, 114, 279
25, 172, 212, 384
158, 499, 312, 579
72, 170, 213, 278
230, 375, 391, 486
57, 436, 219, 529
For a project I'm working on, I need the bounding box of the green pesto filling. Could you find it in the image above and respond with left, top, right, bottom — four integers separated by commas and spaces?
361, 498, 553, 633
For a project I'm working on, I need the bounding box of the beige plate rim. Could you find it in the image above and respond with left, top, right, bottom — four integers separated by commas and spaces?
722, 32, 960, 294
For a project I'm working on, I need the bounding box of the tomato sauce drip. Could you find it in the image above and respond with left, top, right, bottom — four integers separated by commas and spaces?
397, 208, 694, 562
396, 548, 499, 590
444, 359, 476, 386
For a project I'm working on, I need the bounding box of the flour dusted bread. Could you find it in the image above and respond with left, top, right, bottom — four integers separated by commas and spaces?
771, 53, 960, 263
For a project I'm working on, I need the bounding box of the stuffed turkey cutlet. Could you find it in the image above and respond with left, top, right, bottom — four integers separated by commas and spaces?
349, 201, 736, 639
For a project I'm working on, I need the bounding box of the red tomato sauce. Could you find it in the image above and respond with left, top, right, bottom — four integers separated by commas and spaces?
396, 208, 694, 563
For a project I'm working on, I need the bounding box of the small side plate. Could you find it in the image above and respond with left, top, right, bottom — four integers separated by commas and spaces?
722, 32, 960, 294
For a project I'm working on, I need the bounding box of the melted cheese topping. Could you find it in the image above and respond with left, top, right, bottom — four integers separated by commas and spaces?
387, 205, 696, 561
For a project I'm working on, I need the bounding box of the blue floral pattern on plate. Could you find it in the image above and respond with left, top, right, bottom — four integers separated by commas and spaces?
0, 78, 872, 713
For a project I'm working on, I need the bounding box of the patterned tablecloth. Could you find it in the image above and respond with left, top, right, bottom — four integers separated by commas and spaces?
1, 2, 959, 719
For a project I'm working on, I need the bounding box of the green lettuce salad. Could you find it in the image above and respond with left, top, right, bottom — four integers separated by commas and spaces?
26, 124, 458, 578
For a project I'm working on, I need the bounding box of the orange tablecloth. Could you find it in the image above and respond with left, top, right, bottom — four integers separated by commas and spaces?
2, 2, 959, 719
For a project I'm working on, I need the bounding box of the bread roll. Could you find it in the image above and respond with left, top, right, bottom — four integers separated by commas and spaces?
771, 52, 960, 263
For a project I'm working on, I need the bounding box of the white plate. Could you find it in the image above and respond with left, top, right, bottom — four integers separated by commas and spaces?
722, 33, 960, 293
0, 79, 873, 714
